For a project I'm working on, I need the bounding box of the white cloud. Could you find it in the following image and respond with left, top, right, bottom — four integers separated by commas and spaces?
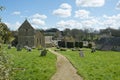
80, 14, 120, 30
81, 19, 103, 30
60, 3, 72, 9
116, 0, 120, 10
76, 0, 105, 7
75, 10, 90, 19
56, 20, 82, 30
53, 9, 71, 18
5, 22, 21, 30
56, 18, 104, 30
55, 13, 120, 30
29, 13, 47, 29
53, 3, 72, 18
31, 19, 45, 26
12, 11, 21, 15
103, 14, 120, 29
32, 13, 47, 19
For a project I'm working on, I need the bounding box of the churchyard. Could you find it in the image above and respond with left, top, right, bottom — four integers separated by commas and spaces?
5, 46, 56, 80
1, 1, 120, 79
0, 44, 119, 80
54, 48, 120, 80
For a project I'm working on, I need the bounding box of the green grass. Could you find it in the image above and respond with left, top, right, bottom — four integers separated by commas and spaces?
6, 47, 56, 80
58, 48, 120, 80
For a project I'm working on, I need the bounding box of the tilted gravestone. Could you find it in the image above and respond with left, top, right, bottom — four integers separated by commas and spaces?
24, 46, 32, 52
27, 47, 32, 52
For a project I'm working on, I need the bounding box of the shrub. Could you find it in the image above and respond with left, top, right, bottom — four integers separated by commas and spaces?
67, 42, 74, 48
79, 42, 83, 48
58, 41, 65, 48
75, 42, 79, 48
88, 43, 92, 48
0, 45, 13, 80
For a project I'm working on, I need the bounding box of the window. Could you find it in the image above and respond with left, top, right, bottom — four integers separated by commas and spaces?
26, 29, 28, 32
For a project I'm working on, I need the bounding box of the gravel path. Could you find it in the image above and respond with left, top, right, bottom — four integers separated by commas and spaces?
49, 49, 83, 80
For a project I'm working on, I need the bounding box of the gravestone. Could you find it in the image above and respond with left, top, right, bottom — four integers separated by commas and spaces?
79, 50, 84, 57
8, 45, 11, 49
27, 47, 32, 52
16, 44, 22, 51
91, 48, 96, 53
24, 46, 32, 52
40, 49, 47, 56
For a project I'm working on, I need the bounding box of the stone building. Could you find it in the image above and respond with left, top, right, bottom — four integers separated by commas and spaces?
96, 37, 120, 51
18, 19, 45, 48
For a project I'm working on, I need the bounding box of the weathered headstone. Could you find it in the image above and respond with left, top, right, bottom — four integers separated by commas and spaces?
79, 50, 84, 57
16, 44, 22, 51
91, 48, 96, 53
24, 46, 32, 52
27, 47, 32, 52
40, 49, 47, 56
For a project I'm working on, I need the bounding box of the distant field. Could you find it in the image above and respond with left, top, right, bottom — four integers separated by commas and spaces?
6, 47, 56, 80
58, 48, 120, 80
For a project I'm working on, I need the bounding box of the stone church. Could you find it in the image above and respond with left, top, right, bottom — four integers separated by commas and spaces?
18, 19, 45, 48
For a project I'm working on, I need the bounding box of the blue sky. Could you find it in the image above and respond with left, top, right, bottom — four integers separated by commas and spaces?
0, 0, 120, 30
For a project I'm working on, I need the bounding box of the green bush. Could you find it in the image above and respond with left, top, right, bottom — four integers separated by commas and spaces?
88, 43, 92, 48
67, 42, 74, 48
0, 45, 13, 80
58, 41, 66, 48
79, 42, 83, 48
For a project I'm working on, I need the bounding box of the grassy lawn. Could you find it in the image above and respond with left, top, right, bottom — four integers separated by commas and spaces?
57, 48, 120, 80
6, 47, 56, 80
